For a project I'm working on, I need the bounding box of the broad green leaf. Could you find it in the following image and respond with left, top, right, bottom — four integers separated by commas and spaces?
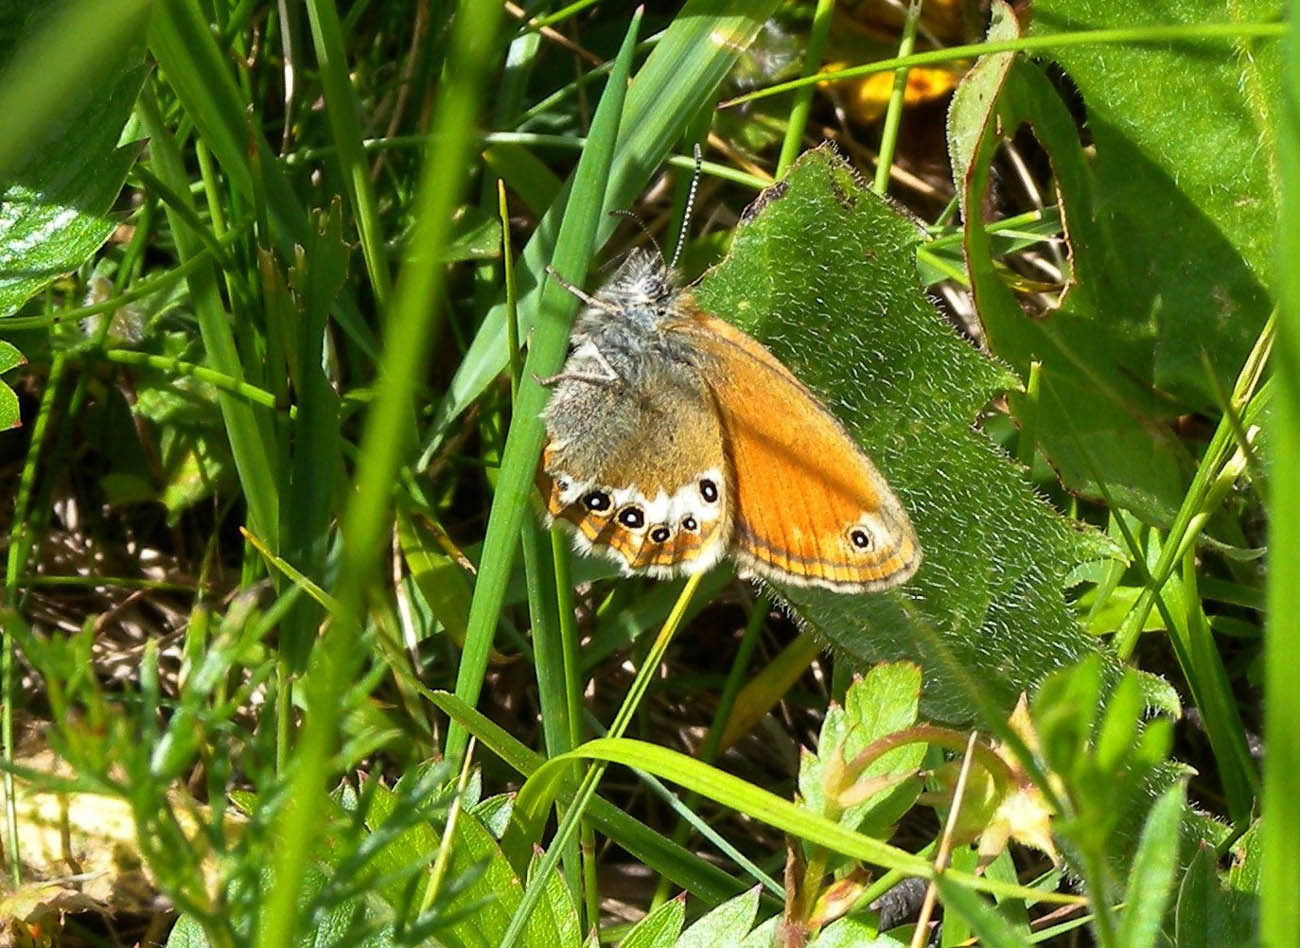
356, 771, 578, 948
1029, 0, 1278, 407
739, 916, 781, 947
692, 146, 1115, 723
0, 339, 22, 429
0, 340, 22, 372
1116, 781, 1186, 948
166, 915, 209, 948
1175, 843, 1225, 948
1174, 824, 1262, 948
808, 916, 903, 947
356, 776, 441, 914
429, 807, 577, 948
949, 2, 1190, 523
1226, 818, 1263, 899
620, 895, 685, 948
676, 885, 761, 948
0, 2, 147, 317
798, 664, 925, 835
932, 877, 1024, 948
1223, 820, 1264, 946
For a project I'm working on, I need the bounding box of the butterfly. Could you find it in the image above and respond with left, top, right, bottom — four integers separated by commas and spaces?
536, 243, 920, 594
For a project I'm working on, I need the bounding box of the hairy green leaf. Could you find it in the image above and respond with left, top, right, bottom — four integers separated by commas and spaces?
693, 147, 1115, 722
621, 896, 685, 948
1029, 0, 1278, 406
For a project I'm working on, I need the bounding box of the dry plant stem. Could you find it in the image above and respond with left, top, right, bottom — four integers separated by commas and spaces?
910, 730, 980, 948
504, 1, 603, 66
1002, 141, 1067, 274
276, 0, 296, 151
706, 130, 771, 182
848, 723, 1016, 789
376, 0, 430, 180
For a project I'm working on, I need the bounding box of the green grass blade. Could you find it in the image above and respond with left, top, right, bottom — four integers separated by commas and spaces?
254, 2, 505, 944
427, 690, 747, 903
722, 22, 1286, 109
1263, 4, 1300, 944
427, 0, 779, 447
444, 9, 642, 764
148, 0, 379, 358
303, 0, 393, 306
776, 0, 835, 177
136, 85, 280, 545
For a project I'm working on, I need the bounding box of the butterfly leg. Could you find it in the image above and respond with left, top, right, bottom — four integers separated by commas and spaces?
545, 265, 620, 314
536, 341, 622, 387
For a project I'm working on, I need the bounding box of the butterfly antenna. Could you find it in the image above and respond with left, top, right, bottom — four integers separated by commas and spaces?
609, 208, 665, 264
668, 144, 703, 271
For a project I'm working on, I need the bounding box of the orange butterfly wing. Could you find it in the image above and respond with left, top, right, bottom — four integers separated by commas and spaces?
675, 307, 921, 592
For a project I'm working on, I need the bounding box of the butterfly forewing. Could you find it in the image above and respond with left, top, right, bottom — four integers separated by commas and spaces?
678, 308, 920, 592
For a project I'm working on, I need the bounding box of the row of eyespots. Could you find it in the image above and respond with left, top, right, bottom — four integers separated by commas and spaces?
578, 477, 720, 545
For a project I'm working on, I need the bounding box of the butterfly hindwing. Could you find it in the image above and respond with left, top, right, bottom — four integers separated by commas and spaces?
540, 343, 732, 577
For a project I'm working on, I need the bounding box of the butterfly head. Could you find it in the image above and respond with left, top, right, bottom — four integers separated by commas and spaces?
593, 248, 683, 327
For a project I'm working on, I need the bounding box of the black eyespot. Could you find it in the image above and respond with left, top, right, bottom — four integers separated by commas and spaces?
650, 526, 671, 543
556, 478, 570, 492
699, 479, 719, 503
681, 516, 698, 532
617, 507, 645, 529
583, 490, 611, 512
849, 528, 872, 550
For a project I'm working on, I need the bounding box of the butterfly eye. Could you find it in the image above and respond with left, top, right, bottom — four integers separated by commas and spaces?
650, 526, 671, 543
848, 527, 873, 550
583, 490, 611, 512
698, 479, 719, 504
681, 516, 698, 532
617, 507, 645, 529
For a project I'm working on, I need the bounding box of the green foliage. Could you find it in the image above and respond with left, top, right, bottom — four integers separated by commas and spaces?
695, 147, 1116, 722
1264, 2, 1300, 943
0, 339, 22, 428
1029, 0, 1278, 407
0, 1, 1283, 946
797, 663, 925, 837
0, 0, 148, 316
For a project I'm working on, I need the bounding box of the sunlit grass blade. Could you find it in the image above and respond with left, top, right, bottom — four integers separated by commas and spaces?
147, 0, 379, 357
501, 570, 703, 947
444, 9, 642, 763
426, 690, 748, 903
721, 22, 1286, 110
1263, 5, 1300, 944
135, 85, 280, 546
